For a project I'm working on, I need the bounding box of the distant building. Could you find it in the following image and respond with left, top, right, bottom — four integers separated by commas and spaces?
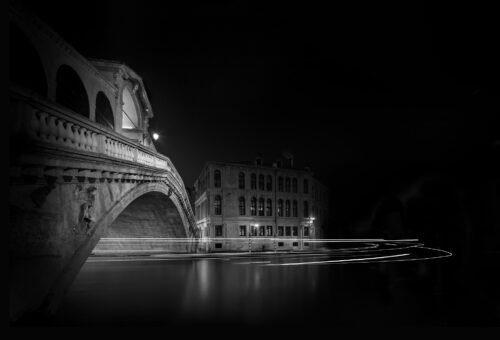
193, 156, 329, 251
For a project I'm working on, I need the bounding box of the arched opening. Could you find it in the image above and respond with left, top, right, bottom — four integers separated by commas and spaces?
93, 192, 188, 254
95, 92, 114, 130
56, 65, 90, 117
121, 87, 139, 129
9, 22, 48, 97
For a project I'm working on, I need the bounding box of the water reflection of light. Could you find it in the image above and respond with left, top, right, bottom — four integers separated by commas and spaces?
198, 259, 210, 301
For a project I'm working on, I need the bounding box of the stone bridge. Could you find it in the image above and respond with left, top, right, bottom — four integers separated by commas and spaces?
9, 4, 199, 322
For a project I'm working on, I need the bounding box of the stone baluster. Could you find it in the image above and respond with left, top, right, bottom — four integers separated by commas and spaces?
133, 147, 138, 163
83, 128, 90, 151
86, 130, 93, 151
72, 125, 81, 149
109, 139, 114, 157
39, 111, 50, 142
92, 132, 99, 153
80, 128, 88, 150
65, 122, 74, 148
106, 138, 111, 156
117, 142, 122, 159
85, 129, 92, 151
47, 115, 58, 143
56, 119, 67, 145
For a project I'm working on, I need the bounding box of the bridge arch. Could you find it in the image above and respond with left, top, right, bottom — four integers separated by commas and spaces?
9, 22, 48, 97
95, 91, 115, 130
56, 65, 90, 118
29, 180, 196, 317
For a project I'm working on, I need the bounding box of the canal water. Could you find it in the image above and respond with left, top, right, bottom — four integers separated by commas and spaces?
49, 247, 499, 326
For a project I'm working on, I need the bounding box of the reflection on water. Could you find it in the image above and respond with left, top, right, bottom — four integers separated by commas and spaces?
50, 252, 499, 326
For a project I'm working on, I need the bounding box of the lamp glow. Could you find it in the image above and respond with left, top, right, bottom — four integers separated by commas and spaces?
152, 133, 159, 140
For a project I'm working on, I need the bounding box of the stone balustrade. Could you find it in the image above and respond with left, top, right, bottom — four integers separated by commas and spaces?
20, 94, 174, 175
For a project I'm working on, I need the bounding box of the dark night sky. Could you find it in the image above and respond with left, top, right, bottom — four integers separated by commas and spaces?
15, 0, 499, 224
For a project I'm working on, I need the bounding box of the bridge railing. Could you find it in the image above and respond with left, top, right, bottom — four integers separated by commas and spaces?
11, 86, 179, 179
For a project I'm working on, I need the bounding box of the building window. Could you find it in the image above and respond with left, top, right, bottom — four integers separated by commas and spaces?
278, 226, 284, 236
303, 200, 309, 218
240, 225, 247, 236
251, 173, 257, 189
266, 199, 272, 216
259, 225, 265, 236
292, 226, 298, 236
251, 225, 258, 236
259, 174, 265, 190
285, 177, 291, 192
303, 227, 310, 237
278, 177, 283, 192
214, 195, 222, 215
250, 197, 257, 216
214, 170, 221, 188
258, 197, 265, 216
292, 200, 298, 217
278, 199, 283, 217
215, 225, 223, 237
285, 200, 290, 217
239, 197, 246, 216
266, 175, 272, 191
238, 172, 245, 189
266, 226, 273, 236
285, 226, 291, 236
292, 178, 298, 193
303, 179, 309, 194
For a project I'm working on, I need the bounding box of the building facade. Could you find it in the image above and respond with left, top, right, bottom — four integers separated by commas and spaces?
193, 157, 329, 251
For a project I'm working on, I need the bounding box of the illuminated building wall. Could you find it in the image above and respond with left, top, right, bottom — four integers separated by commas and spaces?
193, 158, 329, 251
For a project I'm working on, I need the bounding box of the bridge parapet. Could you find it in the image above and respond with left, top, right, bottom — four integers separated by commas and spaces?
12, 86, 181, 180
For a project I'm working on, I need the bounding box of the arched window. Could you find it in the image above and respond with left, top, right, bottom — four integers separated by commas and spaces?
292, 200, 298, 217
285, 200, 290, 217
303, 179, 309, 194
95, 92, 114, 129
214, 195, 222, 215
250, 197, 257, 216
239, 197, 246, 215
9, 23, 47, 97
285, 177, 291, 192
292, 178, 298, 193
251, 173, 257, 190
258, 198, 265, 216
266, 199, 272, 216
278, 199, 283, 217
121, 87, 139, 129
303, 200, 309, 218
266, 175, 272, 191
238, 172, 245, 189
56, 65, 89, 117
214, 170, 221, 188
278, 177, 283, 192
258, 174, 265, 190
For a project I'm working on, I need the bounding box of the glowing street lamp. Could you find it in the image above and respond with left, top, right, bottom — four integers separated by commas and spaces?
152, 133, 159, 141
